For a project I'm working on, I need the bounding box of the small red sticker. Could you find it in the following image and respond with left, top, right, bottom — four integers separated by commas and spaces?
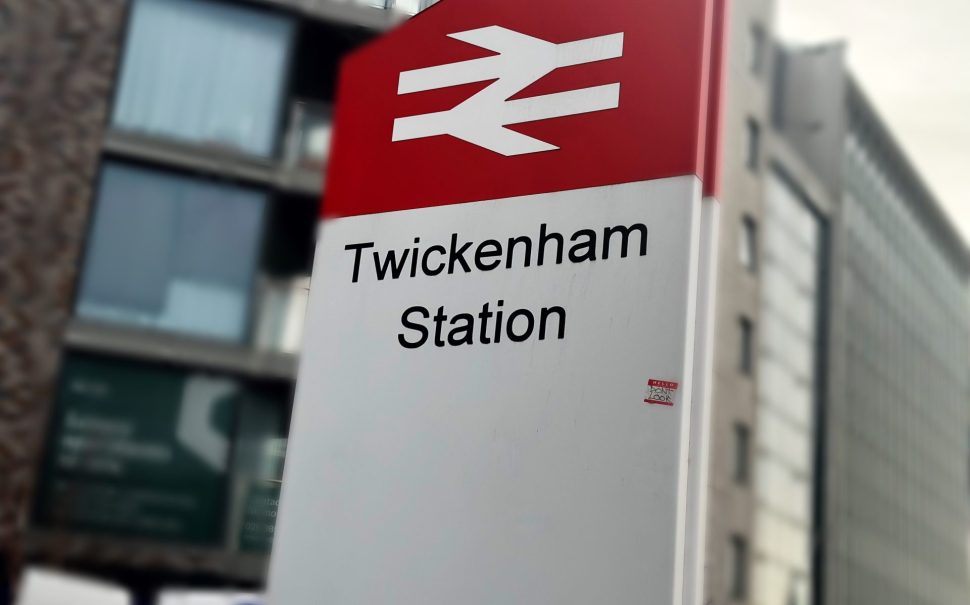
645, 379, 679, 407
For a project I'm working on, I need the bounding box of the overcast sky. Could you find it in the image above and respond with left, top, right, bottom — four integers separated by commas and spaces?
776, 0, 970, 241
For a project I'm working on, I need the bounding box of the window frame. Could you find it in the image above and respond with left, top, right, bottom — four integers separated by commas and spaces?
110, 0, 297, 159
745, 118, 762, 173
739, 315, 756, 376
748, 22, 767, 76
733, 422, 751, 485
728, 534, 750, 600
74, 160, 270, 344
740, 214, 759, 274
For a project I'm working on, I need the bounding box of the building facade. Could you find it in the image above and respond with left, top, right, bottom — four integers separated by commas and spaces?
1, 0, 428, 600
703, 28, 970, 605
0, 0, 130, 592
702, 0, 784, 600
823, 80, 970, 605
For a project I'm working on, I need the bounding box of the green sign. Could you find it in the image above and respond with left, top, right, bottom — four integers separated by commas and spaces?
231, 402, 287, 554
238, 481, 281, 553
35, 355, 237, 546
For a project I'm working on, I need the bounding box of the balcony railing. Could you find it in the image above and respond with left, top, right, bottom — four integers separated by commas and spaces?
253, 275, 311, 355
285, 100, 333, 172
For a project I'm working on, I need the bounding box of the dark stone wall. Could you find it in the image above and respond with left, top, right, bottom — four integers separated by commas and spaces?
0, 0, 128, 582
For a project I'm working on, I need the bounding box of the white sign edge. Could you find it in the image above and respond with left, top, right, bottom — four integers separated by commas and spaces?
682, 196, 721, 605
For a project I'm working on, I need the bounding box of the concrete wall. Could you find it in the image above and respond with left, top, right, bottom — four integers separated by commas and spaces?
0, 0, 128, 578
704, 0, 777, 602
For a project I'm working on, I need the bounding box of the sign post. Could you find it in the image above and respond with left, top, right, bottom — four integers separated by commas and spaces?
684, 0, 728, 603
269, 0, 725, 602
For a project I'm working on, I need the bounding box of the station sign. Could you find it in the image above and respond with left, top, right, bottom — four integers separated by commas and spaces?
270, 0, 722, 603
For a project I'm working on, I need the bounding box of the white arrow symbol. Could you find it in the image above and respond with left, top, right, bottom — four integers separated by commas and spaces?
176, 376, 235, 472
392, 26, 624, 156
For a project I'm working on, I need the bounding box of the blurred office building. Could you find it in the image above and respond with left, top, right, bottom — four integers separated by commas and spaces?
704, 3, 970, 604
1, 0, 968, 604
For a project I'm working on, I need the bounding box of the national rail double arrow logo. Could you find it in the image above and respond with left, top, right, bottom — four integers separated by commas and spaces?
392, 25, 625, 156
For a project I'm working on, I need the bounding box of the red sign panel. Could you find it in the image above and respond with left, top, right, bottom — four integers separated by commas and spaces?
324, 0, 714, 218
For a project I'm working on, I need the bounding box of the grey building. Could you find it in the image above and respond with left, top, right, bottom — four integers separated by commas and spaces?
827, 78, 970, 605
704, 28, 970, 605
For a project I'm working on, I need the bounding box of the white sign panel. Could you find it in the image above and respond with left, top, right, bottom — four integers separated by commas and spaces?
269, 0, 721, 602
271, 178, 703, 603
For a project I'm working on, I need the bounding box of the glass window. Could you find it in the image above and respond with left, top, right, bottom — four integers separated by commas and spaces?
758, 411, 811, 475
746, 119, 761, 172
753, 559, 790, 605
740, 316, 756, 376
729, 534, 750, 600
113, 0, 294, 157
761, 312, 813, 378
756, 456, 810, 524
740, 215, 759, 273
392, 0, 435, 13
285, 101, 333, 170
753, 170, 822, 605
787, 575, 809, 605
734, 423, 751, 485
759, 357, 812, 426
754, 512, 810, 573
749, 24, 767, 76
77, 162, 266, 342
763, 227, 816, 291
228, 389, 290, 553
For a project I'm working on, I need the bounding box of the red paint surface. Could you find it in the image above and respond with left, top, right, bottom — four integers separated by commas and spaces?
323, 0, 715, 218
703, 0, 729, 198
